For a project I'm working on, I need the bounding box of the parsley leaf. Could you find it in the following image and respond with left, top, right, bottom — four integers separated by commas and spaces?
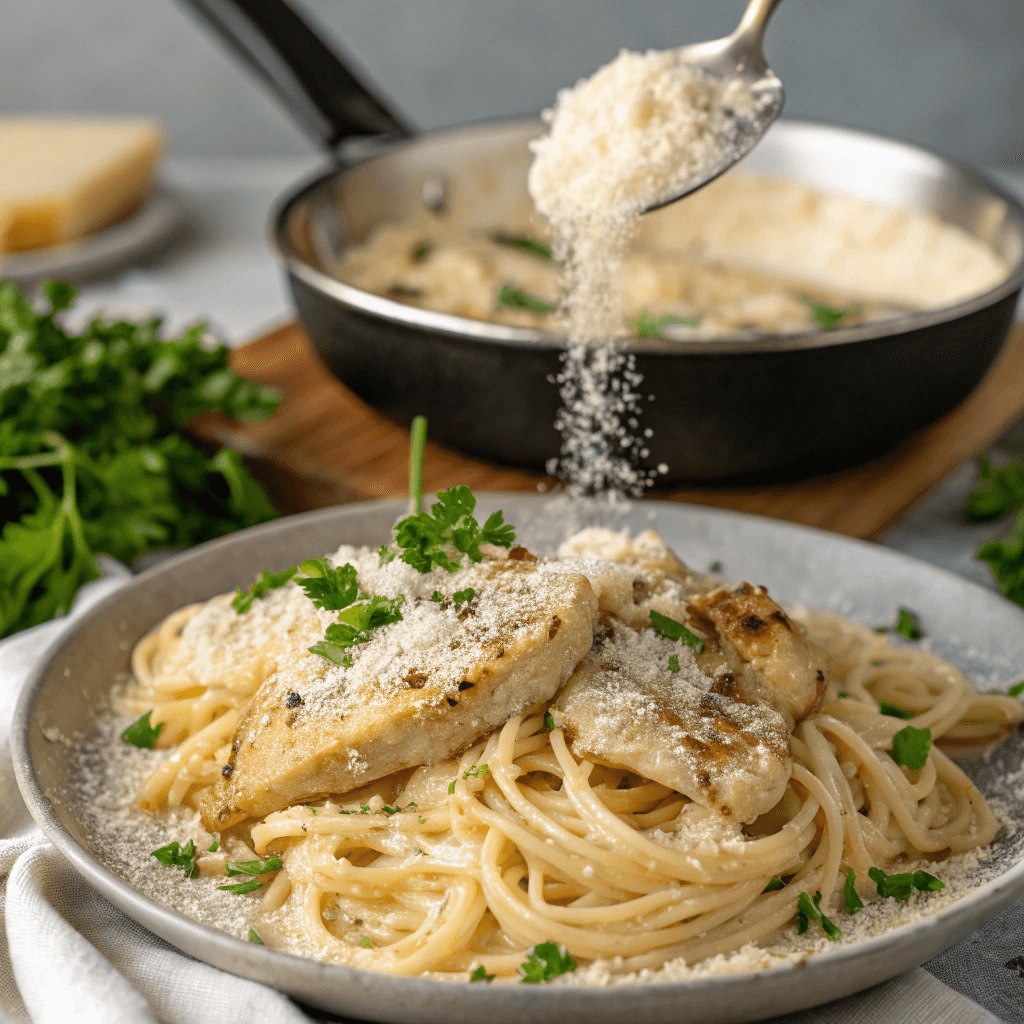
890, 725, 931, 770
795, 891, 841, 940
361, 936, 373, 948
217, 879, 264, 894
295, 558, 360, 610
492, 235, 557, 262
151, 839, 198, 878
667, 654, 680, 673
1008, 680, 1024, 698
876, 607, 923, 640
470, 965, 495, 983
496, 283, 556, 314
977, 510, 1024, 606
224, 856, 282, 877
763, 876, 785, 893
844, 869, 864, 915
649, 609, 705, 654
545, 712, 555, 731
232, 566, 298, 613
519, 941, 577, 983
382, 485, 515, 573
868, 866, 944, 902
122, 710, 164, 749
208, 840, 219, 852
452, 586, 475, 609
248, 928, 264, 944
878, 700, 914, 720
309, 594, 405, 664
413, 243, 431, 262
632, 311, 700, 338
965, 457, 1024, 521
798, 296, 857, 331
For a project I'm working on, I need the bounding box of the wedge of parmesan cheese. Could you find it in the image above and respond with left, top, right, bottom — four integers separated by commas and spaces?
0, 117, 163, 254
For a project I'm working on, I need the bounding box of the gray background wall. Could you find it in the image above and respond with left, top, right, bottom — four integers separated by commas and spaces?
2, 0, 1022, 166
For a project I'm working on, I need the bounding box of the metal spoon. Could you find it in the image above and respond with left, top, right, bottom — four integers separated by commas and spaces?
643, 0, 785, 213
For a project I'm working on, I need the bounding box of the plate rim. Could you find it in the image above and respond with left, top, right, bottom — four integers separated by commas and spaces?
11, 495, 1024, 1023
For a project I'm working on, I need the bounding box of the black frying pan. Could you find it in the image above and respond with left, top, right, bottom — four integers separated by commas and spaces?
179, 0, 1024, 485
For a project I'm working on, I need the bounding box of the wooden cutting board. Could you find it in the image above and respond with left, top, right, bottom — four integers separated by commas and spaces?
190, 321, 1024, 540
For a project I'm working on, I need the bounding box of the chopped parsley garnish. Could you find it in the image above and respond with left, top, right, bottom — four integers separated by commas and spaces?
844, 869, 864, 915
309, 594, 406, 665
492, 235, 556, 262
667, 654, 680, 673
709, 561, 722, 573
431, 590, 444, 602
151, 839, 198, 878
632, 310, 700, 338
452, 586, 475, 609
976, 509, 1024, 607
545, 712, 555, 731
875, 607, 923, 640
519, 941, 577, 983
795, 891, 840, 940
413, 243, 431, 262
878, 700, 914, 720
382, 484, 515, 573
649, 609, 705, 654
231, 566, 298, 613
361, 936, 373, 948
763, 876, 785, 893
419, 817, 427, 824
217, 879, 264, 894
248, 928, 264, 944
798, 297, 857, 331
868, 866, 944, 902
966, 456, 1024, 521
890, 725, 931, 770
208, 840, 219, 852
837, 691, 849, 699
122, 710, 163, 749
1009, 681, 1024, 698
464, 764, 489, 778
495, 283, 556, 314
381, 805, 401, 815
448, 779, 457, 795
470, 965, 495, 983
224, 856, 282, 877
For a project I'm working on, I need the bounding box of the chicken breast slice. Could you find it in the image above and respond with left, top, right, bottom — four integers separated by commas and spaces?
198, 550, 597, 831
553, 617, 792, 823
688, 583, 829, 724
554, 528, 829, 725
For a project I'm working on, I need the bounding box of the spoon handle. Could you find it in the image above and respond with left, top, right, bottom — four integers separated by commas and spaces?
734, 0, 785, 52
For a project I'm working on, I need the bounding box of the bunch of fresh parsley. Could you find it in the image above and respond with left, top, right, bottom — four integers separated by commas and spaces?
965, 456, 1024, 606
0, 279, 280, 638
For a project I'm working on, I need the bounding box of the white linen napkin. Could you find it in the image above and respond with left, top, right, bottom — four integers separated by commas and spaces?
0, 571, 1008, 1024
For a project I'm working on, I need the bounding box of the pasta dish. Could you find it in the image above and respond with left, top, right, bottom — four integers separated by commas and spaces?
119, 494, 1023, 983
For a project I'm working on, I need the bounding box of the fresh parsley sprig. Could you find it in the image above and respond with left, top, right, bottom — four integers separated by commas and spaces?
519, 941, 576, 983
382, 485, 515, 574
232, 567, 299, 613
0, 280, 280, 638
798, 297, 857, 331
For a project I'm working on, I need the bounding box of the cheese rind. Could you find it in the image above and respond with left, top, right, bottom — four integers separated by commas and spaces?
0, 117, 163, 254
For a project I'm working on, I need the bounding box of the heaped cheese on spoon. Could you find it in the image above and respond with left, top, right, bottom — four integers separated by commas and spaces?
0, 117, 163, 254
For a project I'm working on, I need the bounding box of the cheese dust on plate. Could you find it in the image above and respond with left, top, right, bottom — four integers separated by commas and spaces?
528, 48, 752, 494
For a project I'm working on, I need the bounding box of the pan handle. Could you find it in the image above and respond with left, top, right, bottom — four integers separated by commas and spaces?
176, 0, 414, 154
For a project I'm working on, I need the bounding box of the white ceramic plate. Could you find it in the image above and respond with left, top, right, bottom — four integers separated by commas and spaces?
0, 184, 184, 284
12, 496, 1024, 1023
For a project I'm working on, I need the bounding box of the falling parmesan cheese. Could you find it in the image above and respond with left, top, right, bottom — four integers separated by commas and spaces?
0, 117, 163, 254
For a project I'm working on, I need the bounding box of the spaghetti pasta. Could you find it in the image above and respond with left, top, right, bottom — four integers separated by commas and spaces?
119, 537, 1024, 982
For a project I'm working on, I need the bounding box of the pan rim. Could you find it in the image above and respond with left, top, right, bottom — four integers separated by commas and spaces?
270, 115, 1024, 356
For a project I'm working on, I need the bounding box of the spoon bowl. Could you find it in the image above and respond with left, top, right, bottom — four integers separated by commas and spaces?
644, 0, 785, 213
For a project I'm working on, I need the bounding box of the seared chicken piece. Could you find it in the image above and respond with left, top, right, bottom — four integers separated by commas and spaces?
554, 528, 829, 725
551, 527, 712, 628
689, 584, 828, 724
198, 550, 597, 831
554, 617, 792, 822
